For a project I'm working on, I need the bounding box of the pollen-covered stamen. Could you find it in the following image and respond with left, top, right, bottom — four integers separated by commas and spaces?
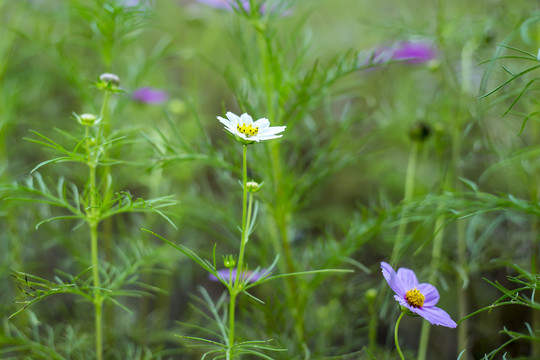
405, 288, 425, 308
237, 123, 259, 137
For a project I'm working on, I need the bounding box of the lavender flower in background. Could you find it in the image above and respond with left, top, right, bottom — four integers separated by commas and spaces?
372, 40, 437, 65
381, 262, 457, 328
209, 268, 270, 283
132, 87, 169, 104
392, 40, 437, 63
195, 0, 289, 16
195, 0, 250, 11
119, 0, 154, 7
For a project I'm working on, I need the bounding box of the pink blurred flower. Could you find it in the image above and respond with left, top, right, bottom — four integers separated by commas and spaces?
195, 0, 289, 15
132, 87, 169, 104
209, 268, 270, 283
195, 0, 250, 11
373, 40, 437, 64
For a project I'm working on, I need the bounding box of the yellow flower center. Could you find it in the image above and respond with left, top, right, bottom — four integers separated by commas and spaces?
237, 123, 259, 137
405, 288, 425, 308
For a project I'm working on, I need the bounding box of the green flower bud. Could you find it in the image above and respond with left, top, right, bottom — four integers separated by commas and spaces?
74, 112, 101, 126
365, 288, 377, 303
246, 181, 261, 193
223, 255, 236, 269
409, 121, 432, 142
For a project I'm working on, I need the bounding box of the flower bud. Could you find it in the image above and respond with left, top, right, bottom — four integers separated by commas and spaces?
95, 73, 122, 93
365, 288, 377, 303
74, 112, 101, 126
408, 121, 431, 142
99, 73, 120, 86
246, 181, 262, 193
223, 255, 236, 268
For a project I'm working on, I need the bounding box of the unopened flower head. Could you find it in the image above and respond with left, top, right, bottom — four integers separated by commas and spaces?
96, 73, 122, 92
246, 181, 262, 193
217, 111, 285, 145
99, 73, 120, 86
223, 255, 236, 268
74, 112, 101, 126
409, 121, 432, 142
381, 262, 457, 328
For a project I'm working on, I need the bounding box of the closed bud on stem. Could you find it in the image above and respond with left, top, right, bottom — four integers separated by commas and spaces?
246, 181, 262, 193
223, 255, 236, 268
74, 112, 101, 126
408, 121, 431, 142
99, 73, 120, 86
365, 288, 377, 303
96, 73, 122, 92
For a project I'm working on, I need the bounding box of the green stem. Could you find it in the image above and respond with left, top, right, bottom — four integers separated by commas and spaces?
394, 312, 406, 360
229, 145, 249, 358
391, 141, 419, 266
87, 122, 103, 360
417, 207, 447, 360
89, 160, 103, 360
90, 219, 103, 360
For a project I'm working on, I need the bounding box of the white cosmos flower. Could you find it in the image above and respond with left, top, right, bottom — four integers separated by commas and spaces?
217, 112, 286, 145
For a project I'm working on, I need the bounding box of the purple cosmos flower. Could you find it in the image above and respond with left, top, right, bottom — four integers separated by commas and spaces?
372, 40, 437, 65
132, 87, 169, 104
391, 40, 437, 63
195, 0, 250, 11
209, 268, 270, 283
195, 0, 288, 15
381, 262, 457, 328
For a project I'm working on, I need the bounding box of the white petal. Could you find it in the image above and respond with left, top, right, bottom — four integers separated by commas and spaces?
258, 134, 283, 141
258, 126, 286, 136
218, 116, 233, 127
225, 112, 241, 126
253, 118, 270, 129
240, 113, 253, 125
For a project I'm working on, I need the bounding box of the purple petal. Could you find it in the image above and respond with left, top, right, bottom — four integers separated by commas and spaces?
391, 41, 437, 64
196, 0, 250, 11
413, 306, 457, 328
132, 87, 168, 104
396, 267, 418, 290
209, 268, 269, 283
381, 262, 405, 297
417, 283, 439, 307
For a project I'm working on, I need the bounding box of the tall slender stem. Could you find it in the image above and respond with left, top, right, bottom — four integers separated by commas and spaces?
87, 120, 103, 360
391, 141, 419, 266
88, 158, 103, 360
417, 209, 446, 360
228, 144, 249, 358
394, 312, 406, 360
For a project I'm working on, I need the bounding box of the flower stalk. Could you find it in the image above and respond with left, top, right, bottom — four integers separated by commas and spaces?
394, 312, 406, 360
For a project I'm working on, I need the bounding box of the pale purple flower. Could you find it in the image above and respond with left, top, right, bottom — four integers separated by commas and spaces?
195, 0, 289, 15
209, 268, 270, 283
132, 87, 168, 104
195, 0, 250, 11
381, 262, 457, 328
373, 40, 437, 64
